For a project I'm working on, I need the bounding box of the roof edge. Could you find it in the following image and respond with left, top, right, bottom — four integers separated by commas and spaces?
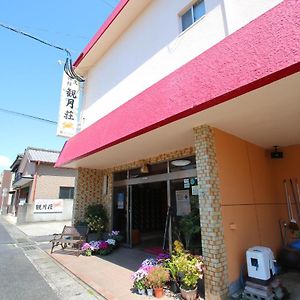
74, 0, 130, 68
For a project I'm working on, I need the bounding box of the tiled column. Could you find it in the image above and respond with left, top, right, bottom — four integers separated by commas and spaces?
194, 125, 228, 300
72, 168, 103, 224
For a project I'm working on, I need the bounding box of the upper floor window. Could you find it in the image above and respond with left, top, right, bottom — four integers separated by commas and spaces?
59, 186, 74, 199
181, 0, 205, 32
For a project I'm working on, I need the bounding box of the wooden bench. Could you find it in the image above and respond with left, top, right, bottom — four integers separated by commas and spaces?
50, 225, 89, 256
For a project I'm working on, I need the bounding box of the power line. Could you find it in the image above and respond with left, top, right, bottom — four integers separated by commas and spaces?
0, 107, 57, 125
0, 23, 85, 82
0, 21, 88, 40
0, 23, 70, 56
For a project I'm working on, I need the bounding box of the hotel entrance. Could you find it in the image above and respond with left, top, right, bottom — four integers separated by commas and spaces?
131, 182, 167, 251
112, 156, 201, 254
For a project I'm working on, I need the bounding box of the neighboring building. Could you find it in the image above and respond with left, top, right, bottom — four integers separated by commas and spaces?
55, 1, 300, 299
11, 147, 76, 224
0, 170, 13, 215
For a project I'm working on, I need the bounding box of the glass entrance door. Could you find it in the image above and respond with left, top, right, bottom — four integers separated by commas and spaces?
170, 177, 202, 254
130, 182, 168, 249
113, 185, 132, 246
112, 157, 198, 252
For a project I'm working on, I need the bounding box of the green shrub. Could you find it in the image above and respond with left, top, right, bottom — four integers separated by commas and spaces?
84, 203, 108, 233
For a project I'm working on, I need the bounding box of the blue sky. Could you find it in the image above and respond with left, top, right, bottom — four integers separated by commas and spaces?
0, 0, 117, 172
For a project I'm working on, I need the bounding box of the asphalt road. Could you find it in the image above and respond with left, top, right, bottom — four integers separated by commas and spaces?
0, 222, 60, 300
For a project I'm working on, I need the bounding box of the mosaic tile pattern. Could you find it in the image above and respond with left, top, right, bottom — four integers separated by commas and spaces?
73, 168, 103, 224
73, 147, 195, 227
103, 146, 195, 173
194, 125, 229, 300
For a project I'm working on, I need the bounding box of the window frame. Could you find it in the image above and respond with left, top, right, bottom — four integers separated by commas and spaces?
59, 186, 74, 199
180, 0, 206, 33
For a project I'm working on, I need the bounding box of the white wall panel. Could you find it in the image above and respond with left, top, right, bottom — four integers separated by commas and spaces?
80, 0, 282, 129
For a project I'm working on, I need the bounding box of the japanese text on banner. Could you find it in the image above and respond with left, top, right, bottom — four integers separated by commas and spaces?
57, 72, 80, 138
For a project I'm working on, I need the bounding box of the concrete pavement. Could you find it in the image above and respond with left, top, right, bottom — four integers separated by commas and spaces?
3, 215, 176, 299
4, 214, 71, 236
0, 216, 105, 300
3, 215, 300, 300
0, 221, 60, 300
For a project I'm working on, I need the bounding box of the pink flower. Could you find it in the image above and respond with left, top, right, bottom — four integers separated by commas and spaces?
81, 243, 91, 251
99, 241, 109, 249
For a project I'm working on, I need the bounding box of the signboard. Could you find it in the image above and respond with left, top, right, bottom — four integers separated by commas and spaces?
117, 193, 125, 209
176, 190, 191, 216
192, 185, 199, 196
34, 199, 63, 213
57, 72, 80, 138
183, 178, 190, 188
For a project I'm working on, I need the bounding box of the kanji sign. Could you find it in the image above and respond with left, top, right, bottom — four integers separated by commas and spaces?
57, 72, 80, 137
33, 199, 63, 213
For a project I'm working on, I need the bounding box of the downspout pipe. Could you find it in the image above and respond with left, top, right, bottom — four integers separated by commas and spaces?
31, 161, 40, 203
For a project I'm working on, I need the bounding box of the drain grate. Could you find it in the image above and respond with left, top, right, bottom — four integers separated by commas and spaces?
17, 243, 36, 248
22, 246, 37, 251
16, 238, 28, 243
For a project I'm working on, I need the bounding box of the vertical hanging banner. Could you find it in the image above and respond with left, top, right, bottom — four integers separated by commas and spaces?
57, 72, 80, 138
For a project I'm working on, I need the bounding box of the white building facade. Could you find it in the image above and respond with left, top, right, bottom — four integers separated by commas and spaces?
79, 0, 282, 128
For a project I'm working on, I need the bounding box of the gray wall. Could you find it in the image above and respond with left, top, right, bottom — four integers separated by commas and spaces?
16, 199, 73, 224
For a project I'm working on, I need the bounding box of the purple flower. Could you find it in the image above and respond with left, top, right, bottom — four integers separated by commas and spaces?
132, 267, 148, 281
81, 243, 91, 251
156, 253, 170, 260
141, 258, 157, 268
89, 240, 100, 250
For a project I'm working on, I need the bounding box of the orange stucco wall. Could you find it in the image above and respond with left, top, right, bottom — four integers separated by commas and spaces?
214, 128, 300, 283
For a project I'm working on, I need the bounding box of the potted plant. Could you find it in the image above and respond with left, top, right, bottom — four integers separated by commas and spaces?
168, 241, 204, 300
179, 196, 200, 251
165, 256, 180, 293
179, 213, 200, 251
176, 254, 204, 300
84, 203, 108, 241
132, 268, 147, 295
146, 265, 170, 298
132, 258, 158, 296
145, 277, 154, 297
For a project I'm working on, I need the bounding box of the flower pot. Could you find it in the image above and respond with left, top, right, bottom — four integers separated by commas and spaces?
132, 229, 141, 245
147, 288, 153, 296
87, 232, 100, 242
169, 280, 180, 293
137, 288, 146, 295
153, 287, 164, 298
180, 286, 198, 300
197, 278, 205, 298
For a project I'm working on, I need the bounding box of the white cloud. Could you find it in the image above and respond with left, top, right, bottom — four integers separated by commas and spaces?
0, 155, 11, 170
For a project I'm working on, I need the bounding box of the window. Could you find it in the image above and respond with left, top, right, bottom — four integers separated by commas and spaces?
114, 170, 127, 182
59, 187, 74, 199
181, 0, 205, 32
